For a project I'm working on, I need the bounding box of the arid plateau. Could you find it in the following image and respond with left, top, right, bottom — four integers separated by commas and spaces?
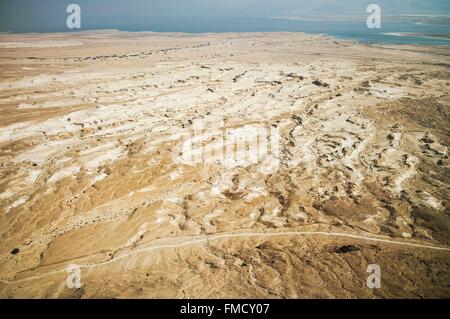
0, 31, 449, 298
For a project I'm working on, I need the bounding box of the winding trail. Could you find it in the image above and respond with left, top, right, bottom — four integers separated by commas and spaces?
1, 229, 449, 285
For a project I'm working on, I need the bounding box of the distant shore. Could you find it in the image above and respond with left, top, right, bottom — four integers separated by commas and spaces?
1, 15, 450, 46
1, 29, 450, 50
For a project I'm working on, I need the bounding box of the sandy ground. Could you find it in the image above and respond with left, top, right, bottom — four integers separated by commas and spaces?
0, 31, 449, 298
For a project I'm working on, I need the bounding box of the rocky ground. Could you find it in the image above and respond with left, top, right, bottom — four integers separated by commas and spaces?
0, 31, 449, 298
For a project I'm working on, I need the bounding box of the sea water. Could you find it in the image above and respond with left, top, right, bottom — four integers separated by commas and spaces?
1, 16, 449, 46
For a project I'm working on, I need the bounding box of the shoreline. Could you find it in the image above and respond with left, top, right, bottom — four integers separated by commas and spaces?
1, 30, 450, 50
0, 26, 449, 47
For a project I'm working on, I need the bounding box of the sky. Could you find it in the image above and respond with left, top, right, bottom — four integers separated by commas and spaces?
1, 0, 449, 32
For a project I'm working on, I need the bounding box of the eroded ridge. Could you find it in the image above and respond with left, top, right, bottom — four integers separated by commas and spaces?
0, 32, 449, 298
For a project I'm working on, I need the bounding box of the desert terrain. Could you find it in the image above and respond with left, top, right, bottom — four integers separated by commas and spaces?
0, 31, 449, 298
